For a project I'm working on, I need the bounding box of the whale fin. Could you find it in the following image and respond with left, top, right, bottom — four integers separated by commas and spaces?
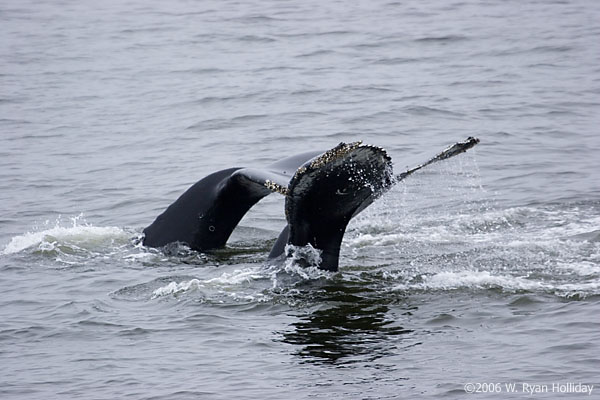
142, 167, 267, 251
142, 151, 323, 251
282, 142, 393, 271
396, 136, 480, 181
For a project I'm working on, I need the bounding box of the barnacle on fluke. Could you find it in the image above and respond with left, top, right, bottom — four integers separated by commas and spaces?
264, 179, 288, 196
283, 142, 394, 271
262, 141, 393, 199
305, 141, 363, 170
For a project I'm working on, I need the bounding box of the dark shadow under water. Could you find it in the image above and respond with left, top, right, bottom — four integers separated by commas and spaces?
280, 283, 414, 365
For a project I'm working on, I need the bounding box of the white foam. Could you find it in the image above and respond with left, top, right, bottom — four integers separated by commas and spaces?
346, 232, 407, 247
281, 261, 331, 280
203, 267, 265, 285
556, 261, 600, 276
151, 279, 203, 298
2, 223, 128, 255
554, 281, 600, 298
284, 243, 323, 268
391, 269, 600, 297
151, 259, 335, 301
393, 270, 550, 292
152, 267, 269, 300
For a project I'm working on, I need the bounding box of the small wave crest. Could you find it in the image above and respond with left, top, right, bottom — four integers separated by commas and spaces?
2, 215, 131, 256
391, 270, 546, 292
390, 270, 600, 298
151, 279, 203, 299
150, 248, 334, 302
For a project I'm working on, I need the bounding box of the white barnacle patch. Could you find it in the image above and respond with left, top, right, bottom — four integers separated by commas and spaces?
307, 141, 363, 170
286, 141, 393, 202
289, 141, 365, 184
264, 179, 289, 196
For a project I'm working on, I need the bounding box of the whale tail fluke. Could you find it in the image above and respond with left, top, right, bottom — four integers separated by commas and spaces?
281, 142, 393, 271
142, 167, 268, 251
142, 150, 322, 251
143, 138, 478, 271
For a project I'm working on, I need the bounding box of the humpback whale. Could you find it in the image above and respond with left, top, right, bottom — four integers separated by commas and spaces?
143, 138, 479, 271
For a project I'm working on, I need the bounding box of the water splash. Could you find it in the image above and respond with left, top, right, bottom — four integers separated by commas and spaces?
284, 243, 323, 269
151, 279, 203, 299
2, 215, 131, 256
343, 160, 600, 299
6, 156, 599, 301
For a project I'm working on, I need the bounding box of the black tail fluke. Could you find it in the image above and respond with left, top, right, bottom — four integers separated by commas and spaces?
142, 151, 322, 251
281, 142, 393, 271
144, 138, 479, 271
142, 167, 269, 251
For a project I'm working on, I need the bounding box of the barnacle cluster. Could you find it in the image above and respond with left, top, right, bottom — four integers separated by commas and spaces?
306, 141, 363, 171
263, 141, 391, 195
264, 179, 289, 196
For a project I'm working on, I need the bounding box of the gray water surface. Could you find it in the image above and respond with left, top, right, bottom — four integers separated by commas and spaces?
1, 0, 599, 398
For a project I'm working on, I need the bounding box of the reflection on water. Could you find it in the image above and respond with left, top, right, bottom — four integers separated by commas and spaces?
281, 284, 414, 365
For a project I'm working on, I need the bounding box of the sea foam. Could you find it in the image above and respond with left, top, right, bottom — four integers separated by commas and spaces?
2, 217, 130, 255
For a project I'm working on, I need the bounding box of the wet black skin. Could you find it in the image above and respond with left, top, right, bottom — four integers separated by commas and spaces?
143, 145, 391, 271
143, 138, 478, 271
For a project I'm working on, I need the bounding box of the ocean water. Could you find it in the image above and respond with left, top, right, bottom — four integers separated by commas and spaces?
1, 0, 599, 398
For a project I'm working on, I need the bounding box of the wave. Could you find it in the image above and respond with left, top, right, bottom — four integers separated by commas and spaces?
150, 259, 334, 301
390, 270, 600, 298
2, 216, 132, 256
4, 172, 599, 300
